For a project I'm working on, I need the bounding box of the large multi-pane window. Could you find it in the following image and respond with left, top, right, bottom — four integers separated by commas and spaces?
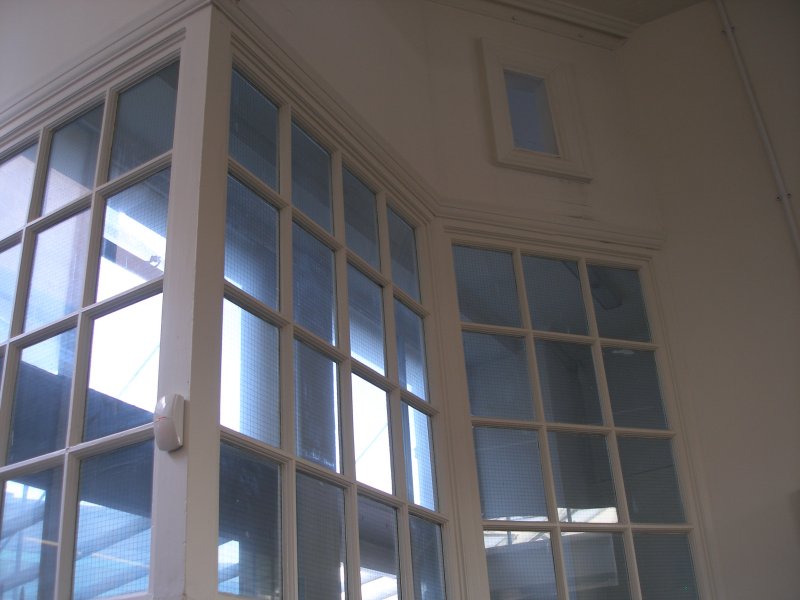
453, 246, 698, 600
0, 61, 179, 599
218, 68, 446, 600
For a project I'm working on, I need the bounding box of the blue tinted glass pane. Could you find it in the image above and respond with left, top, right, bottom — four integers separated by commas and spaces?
292, 123, 331, 231
395, 300, 427, 400
358, 497, 399, 600
388, 208, 419, 300
0, 143, 37, 240
0, 244, 21, 341
562, 532, 630, 600
523, 256, 587, 334
352, 375, 392, 493
618, 437, 685, 523
225, 176, 279, 308
293, 224, 336, 343
536, 340, 601, 425
410, 516, 446, 600
403, 403, 437, 510
348, 265, 384, 374
453, 246, 520, 327
504, 70, 558, 155
484, 531, 557, 600
230, 70, 278, 189
343, 168, 379, 268
587, 265, 650, 342
634, 534, 698, 600
8, 329, 76, 463
603, 348, 667, 429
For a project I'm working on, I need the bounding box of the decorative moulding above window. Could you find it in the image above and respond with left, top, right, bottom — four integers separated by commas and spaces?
480, 38, 593, 182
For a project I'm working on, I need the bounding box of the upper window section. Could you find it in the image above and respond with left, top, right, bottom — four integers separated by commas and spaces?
229, 70, 278, 190
504, 70, 558, 156
292, 122, 332, 231
0, 143, 38, 240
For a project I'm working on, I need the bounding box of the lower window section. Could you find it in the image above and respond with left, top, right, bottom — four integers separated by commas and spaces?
634, 533, 698, 600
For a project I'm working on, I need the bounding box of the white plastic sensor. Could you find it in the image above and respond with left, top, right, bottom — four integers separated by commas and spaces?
154, 393, 185, 452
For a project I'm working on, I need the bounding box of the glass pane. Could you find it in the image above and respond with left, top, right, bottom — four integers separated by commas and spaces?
388, 208, 419, 300
549, 432, 618, 523
293, 223, 336, 343
474, 427, 547, 521
109, 62, 179, 179
504, 70, 558, 155
409, 516, 446, 600
84, 295, 162, 441
358, 497, 399, 600
73, 441, 153, 600
403, 403, 437, 510
0, 143, 37, 240
536, 340, 601, 425
42, 105, 103, 214
225, 176, 279, 309
618, 437, 685, 523
97, 168, 169, 301
343, 168, 379, 268
603, 348, 667, 429
395, 300, 427, 400
221, 300, 279, 446
352, 375, 392, 493
453, 246, 520, 327
348, 265, 384, 374
0, 467, 63, 599
633, 534, 698, 600
587, 265, 650, 342
8, 329, 76, 463
292, 122, 331, 231
484, 530, 557, 600
218, 444, 281, 598
0, 244, 21, 341
24, 210, 91, 331
463, 332, 533, 420
561, 532, 630, 600
295, 339, 340, 472
523, 256, 587, 334
229, 70, 278, 189
296, 473, 347, 600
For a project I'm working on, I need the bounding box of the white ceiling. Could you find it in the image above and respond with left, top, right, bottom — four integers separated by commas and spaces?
558, 0, 705, 25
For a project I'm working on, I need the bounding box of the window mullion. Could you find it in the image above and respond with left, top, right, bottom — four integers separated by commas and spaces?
53, 452, 80, 600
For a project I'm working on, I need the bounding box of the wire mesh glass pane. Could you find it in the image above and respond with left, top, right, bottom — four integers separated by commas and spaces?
293, 223, 336, 343
410, 516, 446, 600
484, 531, 557, 600
388, 208, 420, 300
109, 62, 179, 180
229, 70, 278, 190
295, 339, 340, 472
0, 143, 37, 240
633, 534, 698, 600
73, 441, 153, 600
221, 299, 280, 446
0, 467, 62, 600
352, 374, 392, 494
343, 168, 379, 269
453, 246, 521, 327
587, 265, 650, 342
603, 348, 667, 429
403, 403, 437, 510
296, 473, 347, 600
24, 210, 91, 331
463, 332, 533, 420
561, 532, 630, 600
549, 432, 618, 523
395, 299, 427, 400
218, 443, 281, 598
618, 437, 685, 523
348, 265, 385, 374
84, 294, 162, 441
42, 104, 103, 214
504, 70, 559, 155
225, 176, 279, 309
358, 496, 400, 600
8, 329, 76, 463
292, 122, 332, 231
536, 340, 601, 425
474, 427, 548, 521
0, 243, 21, 341
523, 255, 587, 334
97, 168, 169, 301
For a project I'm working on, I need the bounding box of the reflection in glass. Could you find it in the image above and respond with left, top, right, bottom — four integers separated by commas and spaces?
352, 375, 392, 493
0, 467, 63, 599
587, 265, 650, 342
523, 256, 587, 334
0, 143, 37, 240
229, 70, 278, 189
484, 530, 557, 600
97, 168, 169, 301
293, 224, 336, 343
295, 339, 340, 472
395, 300, 427, 400
410, 516, 446, 600
42, 105, 103, 214
225, 176, 278, 309
474, 428, 547, 521
0, 244, 21, 340
348, 265, 384, 374
618, 437, 685, 523
561, 532, 630, 600
453, 246, 520, 327
536, 340, 601, 425
634, 534, 698, 600
549, 432, 617, 523
358, 497, 400, 600
8, 329, 76, 463
343, 168, 379, 268
388, 208, 419, 300
24, 211, 91, 331
603, 348, 667, 429
504, 70, 559, 155
292, 122, 331, 231
73, 441, 153, 600
221, 300, 279, 446
403, 403, 437, 510
218, 444, 281, 598
84, 295, 162, 440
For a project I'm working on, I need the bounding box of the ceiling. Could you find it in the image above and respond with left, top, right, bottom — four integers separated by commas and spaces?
557, 0, 705, 25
